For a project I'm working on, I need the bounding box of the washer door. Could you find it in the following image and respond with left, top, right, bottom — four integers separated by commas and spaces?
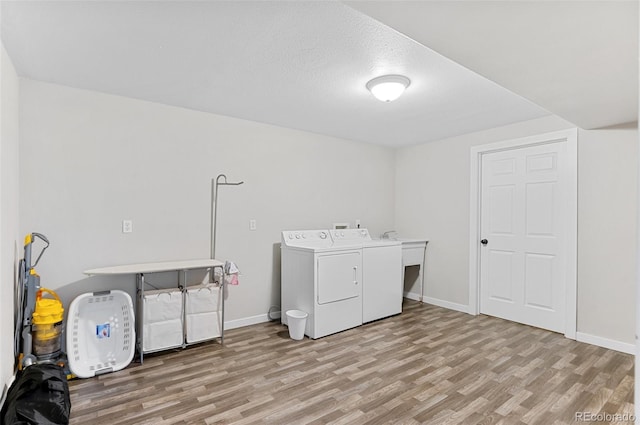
317, 251, 361, 304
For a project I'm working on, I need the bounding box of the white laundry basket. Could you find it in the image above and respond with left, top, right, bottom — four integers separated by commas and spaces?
142, 289, 183, 352
285, 310, 307, 340
67, 290, 135, 378
185, 284, 222, 343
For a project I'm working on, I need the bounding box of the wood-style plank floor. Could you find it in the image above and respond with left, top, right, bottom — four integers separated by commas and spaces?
68, 300, 634, 424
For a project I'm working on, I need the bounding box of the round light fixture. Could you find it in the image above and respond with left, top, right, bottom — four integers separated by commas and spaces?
366, 75, 411, 102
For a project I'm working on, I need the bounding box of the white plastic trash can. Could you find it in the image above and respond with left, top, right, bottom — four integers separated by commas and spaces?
285, 310, 308, 340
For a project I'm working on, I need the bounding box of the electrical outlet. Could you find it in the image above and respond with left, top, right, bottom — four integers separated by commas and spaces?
355, 219, 361, 228
122, 220, 133, 233
249, 219, 257, 231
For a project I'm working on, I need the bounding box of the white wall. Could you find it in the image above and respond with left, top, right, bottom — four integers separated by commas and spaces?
396, 115, 637, 347
1, 43, 21, 399
577, 126, 637, 345
18, 79, 396, 324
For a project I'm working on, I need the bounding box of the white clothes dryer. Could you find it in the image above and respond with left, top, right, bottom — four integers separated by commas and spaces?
281, 229, 362, 339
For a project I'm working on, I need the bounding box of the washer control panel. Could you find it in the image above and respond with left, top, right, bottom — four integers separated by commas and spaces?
331, 228, 371, 243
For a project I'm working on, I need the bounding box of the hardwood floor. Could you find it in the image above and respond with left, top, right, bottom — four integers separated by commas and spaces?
68, 300, 634, 424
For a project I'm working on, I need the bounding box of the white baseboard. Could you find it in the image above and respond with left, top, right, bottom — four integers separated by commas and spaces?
224, 311, 280, 330
403, 292, 471, 315
403, 291, 422, 302
576, 332, 634, 355
420, 296, 471, 314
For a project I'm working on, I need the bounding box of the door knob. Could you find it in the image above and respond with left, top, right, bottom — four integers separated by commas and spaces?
480, 239, 488, 245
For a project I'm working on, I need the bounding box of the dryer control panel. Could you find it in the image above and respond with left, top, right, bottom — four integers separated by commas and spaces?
281, 230, 332, 247
281, 229, 374, 248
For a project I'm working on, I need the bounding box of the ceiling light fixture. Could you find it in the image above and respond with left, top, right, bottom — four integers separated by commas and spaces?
366, 75, 411, 102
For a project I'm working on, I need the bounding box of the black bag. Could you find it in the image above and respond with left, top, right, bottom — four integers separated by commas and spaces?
1, 364, 71, 425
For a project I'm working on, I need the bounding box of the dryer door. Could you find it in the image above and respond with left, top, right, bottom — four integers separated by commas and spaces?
317, 251, 362, 304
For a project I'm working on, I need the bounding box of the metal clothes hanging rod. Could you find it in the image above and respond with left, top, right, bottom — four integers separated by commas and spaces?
211, 174, 244, 260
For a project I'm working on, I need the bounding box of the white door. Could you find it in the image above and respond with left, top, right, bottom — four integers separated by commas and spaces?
480, 142, 567, 333
317, 251, 361, 304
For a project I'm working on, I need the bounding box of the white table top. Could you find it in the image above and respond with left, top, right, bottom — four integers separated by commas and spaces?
373, 238, 428, 245
396, 238, 428, 244
84, 259, 225, 275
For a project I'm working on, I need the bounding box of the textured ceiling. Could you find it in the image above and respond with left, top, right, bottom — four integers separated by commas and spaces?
1, 2, 555, 147
347, 0, 638, 130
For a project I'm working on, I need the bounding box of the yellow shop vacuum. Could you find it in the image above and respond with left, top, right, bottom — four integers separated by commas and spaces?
14, 232, 66, 369
31, 288, 64, 359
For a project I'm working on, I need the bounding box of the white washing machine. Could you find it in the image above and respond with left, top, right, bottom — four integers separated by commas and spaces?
281, 229, 402, 339
330, 229, 402, 323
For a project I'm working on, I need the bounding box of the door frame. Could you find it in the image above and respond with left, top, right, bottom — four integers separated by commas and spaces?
468, 128, 578, 339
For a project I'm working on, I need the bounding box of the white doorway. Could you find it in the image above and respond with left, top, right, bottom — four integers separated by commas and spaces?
469, 129, 577, 338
